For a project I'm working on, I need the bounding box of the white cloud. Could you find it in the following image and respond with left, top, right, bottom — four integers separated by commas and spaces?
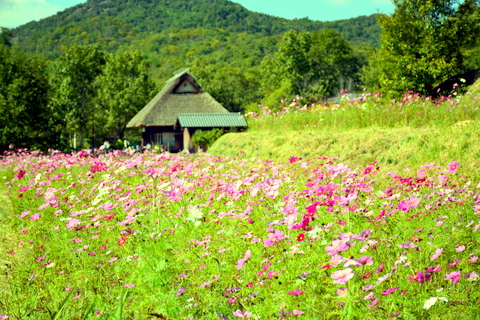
0, 0, 60, 28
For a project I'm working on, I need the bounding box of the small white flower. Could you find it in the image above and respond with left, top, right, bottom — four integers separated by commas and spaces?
423, 297, 448, 310
423, 297, 438, 310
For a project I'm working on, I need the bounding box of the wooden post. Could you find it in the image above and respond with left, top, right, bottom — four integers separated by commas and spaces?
183, 127, 192, 152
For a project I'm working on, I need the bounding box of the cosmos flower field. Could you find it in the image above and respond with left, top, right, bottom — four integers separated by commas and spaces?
1, 148, 479, 319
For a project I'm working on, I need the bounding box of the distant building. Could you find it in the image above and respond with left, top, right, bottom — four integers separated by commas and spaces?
126, 69, 247, 152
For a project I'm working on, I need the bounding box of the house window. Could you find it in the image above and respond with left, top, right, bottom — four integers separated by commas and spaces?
154, 133, 176, 150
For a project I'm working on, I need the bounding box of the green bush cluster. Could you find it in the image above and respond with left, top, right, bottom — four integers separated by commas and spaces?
191, 128, 224, 149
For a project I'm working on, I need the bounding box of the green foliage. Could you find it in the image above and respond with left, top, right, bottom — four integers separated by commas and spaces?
0, 27, 12, 47
260, 29, 362, 103
0, 45, 52, 150
94, 50, 156, 140
10, 0, 382, 86
11, 0, 381, 57
364, 0, 480, 96
49, 45, 106, 149
191, 128, 224, 149
191, 61, 261, 113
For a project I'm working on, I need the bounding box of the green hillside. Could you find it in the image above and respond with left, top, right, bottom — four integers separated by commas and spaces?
209, 79, 480, 182
10, 0, 381, 79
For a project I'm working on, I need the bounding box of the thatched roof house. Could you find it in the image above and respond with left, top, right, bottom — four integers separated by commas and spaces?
127, 69, 246, 152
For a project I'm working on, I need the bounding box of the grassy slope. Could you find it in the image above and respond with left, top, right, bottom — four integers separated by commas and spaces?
211, 79, 480, 179
210, 122, 480, 180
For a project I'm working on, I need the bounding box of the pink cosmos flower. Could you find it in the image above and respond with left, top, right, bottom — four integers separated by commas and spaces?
337, 287, 348, 296
362, 284, 375, 291
236, 249, 251, 270
263, 229, 285, 247
257, 262, 272, 277
117, 236, 127, 247
377, 274, 390, 283
364, 292, 375, 300
66, 218, 81, 231
376, 264, 384, 273
199, 281, 212, 288
447, 161, 459, 173
232, 310, 252, 318
288, 289, 305, 295
445, 271, 461, 284
267, 270, 279, 278
382, 287, 399, 295
430, 248, 443, 261
449, 260, 461, 267
331, 268, 354, 284
356, 256, 374, 266
325, 239, 350, 255
329, 254, 346, 267
18, 210, 30, 219
417, 168, 427, 178
455, 245, 465, 252
369, 299, 378, 307
292, 310, 304, 316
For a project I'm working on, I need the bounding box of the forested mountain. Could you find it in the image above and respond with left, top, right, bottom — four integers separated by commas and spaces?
10, 0, 380, 79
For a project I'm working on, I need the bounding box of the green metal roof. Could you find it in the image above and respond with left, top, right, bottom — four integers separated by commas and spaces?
177, 113, 248, 128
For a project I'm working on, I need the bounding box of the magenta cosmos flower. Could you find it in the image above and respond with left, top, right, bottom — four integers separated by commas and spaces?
263, 229, 285, 247
288, 288, 305, 295
331, 268, 354, 284
447, 161, 459, 173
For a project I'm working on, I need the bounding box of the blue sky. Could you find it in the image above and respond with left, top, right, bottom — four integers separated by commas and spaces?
0, 0, 395, 29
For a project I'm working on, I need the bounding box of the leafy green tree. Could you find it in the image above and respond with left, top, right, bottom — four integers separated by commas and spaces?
0, 28, 12, 47
94, 50, 156, 140
191, 61, 261, 113
363, 0, 480, 96
49, 45, 106, 149
0, 45, 51, 150
260, 29, 361, 105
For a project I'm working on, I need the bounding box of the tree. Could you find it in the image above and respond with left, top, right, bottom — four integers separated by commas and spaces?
50, 45, 106, 149
94, 50, 156, 140
0, 45, 51, 150
259, 29, 361, 105
0, 28, 12, 47
191, 61, 262, 113
363, 0, 480, 96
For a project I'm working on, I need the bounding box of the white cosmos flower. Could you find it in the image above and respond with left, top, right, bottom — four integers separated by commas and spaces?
423, 297, 448, 310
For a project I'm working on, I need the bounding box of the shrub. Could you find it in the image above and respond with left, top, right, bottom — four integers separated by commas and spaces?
192, 128, 224, 150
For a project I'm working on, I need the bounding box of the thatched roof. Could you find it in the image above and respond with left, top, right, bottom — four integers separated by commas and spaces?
127, 70, 228, 128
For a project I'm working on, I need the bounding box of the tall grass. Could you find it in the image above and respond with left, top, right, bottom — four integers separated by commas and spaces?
244, 90, 480, 132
